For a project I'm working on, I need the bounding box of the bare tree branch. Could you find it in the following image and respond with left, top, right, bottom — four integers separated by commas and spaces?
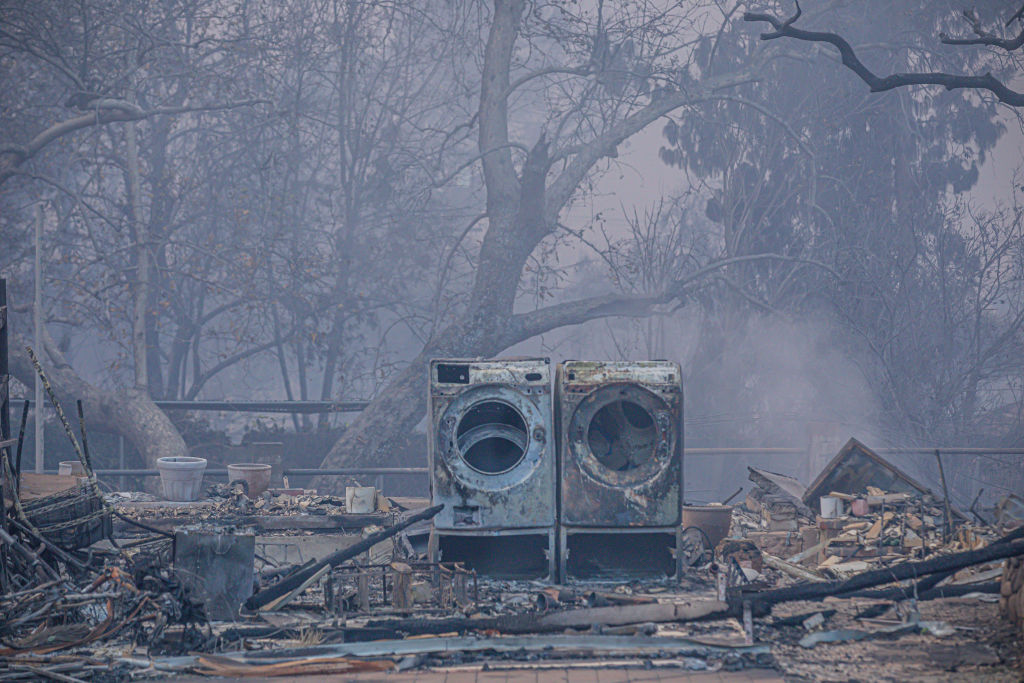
544, 65, 760, 223
743, 2, 1024, 107
503, 253, 837, 346
0, 99, 265, 185
940, 8, 1024, 50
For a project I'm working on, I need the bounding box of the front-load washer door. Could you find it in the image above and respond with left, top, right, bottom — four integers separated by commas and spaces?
436, 384, 548, 493
562, 382, 680, 525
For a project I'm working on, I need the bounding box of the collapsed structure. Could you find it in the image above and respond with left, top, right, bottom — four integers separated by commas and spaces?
0, 351, 1022, 680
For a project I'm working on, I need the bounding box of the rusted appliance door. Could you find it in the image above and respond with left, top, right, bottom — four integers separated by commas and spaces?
558, 360, 683, 527
429, 358, 555, 530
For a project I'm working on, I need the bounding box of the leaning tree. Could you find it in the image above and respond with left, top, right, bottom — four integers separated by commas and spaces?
312, 0, 815, 489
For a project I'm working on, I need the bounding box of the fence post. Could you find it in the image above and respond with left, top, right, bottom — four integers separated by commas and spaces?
118, 435, 125, 491
0, 279, 9, 452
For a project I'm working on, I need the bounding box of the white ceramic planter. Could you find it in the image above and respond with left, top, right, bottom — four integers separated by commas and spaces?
156, 456, 207, 501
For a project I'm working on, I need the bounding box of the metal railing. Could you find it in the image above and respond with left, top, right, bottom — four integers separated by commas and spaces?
42, 467, 427, 477
18, 395, 1024, 499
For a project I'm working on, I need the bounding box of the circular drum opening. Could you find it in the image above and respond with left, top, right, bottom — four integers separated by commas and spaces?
456, 400, 528, 474
587, 399, 657, 471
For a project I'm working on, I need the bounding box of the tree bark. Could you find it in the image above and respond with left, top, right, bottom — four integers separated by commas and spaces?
9, 330, 187, 471
313, 0, 764, 491
125, 120, 149, 393
0, 99, 264, 186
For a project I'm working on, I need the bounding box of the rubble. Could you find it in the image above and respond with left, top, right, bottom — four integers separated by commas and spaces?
804, 438, 966, 520
1003, 556, 1024, 636
2, 390, 1022, 682
740, 447, 995, 580
243, 504, 442, 612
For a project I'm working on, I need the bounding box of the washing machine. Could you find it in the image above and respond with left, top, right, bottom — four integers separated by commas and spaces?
556, 360, 684, 580
428, 357, 555, 579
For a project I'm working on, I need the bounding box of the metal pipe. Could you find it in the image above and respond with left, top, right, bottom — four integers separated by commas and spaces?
935, 449, 953, 542
684, 447, 1024, 456
16, 399, 371, 413
44, 466, 430, 477
118, 435, 125, 491
0, 279, 8, 457
153, 400, 370, 413
14, 400, 29, 488
684, 448, 806, 454
33, 205, 44, 473
287, 468, 427, 475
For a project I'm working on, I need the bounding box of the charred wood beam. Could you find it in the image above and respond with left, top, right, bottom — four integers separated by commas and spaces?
863, 523, 1024, 606
243, 505, 443, 612
850, 580, 1000, 620
219, 624, 401, 644
736, 531, 1024, 615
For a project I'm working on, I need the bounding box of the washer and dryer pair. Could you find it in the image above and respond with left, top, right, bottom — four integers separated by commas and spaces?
428, 357, 684, 582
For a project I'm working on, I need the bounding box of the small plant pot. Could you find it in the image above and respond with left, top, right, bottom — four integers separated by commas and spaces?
682, 504, 734, 548
227, 463, 272, 498
58, 460, 86, 476
819, 495, 842, 519
156, 456, 207, 501
346, 486, 377, 513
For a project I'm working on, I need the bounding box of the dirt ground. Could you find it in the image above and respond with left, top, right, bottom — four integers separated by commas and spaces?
766, 595, 1024, 681
164, 596, 1023, 682
173, 668, 783, 682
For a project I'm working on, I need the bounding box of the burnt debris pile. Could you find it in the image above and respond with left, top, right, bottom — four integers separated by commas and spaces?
1, 363, 1022, 680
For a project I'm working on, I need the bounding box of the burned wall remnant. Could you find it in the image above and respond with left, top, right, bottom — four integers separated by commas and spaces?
804, 438, 966, 520
428, 358, 556, 579
556, 360, 684, 580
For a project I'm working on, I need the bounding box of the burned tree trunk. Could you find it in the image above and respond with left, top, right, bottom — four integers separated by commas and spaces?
9, 331, 187, 471
313, 0, 537, 490
313, 0, 762, 491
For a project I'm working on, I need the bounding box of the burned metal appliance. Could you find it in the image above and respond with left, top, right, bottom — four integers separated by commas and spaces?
173, 525, 255, 620
556, 360, 684, 581
428, 358, 555, 580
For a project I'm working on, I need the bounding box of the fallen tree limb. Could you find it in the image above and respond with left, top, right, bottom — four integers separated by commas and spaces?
242, 505, 442, 612
736, 536, 1024, 615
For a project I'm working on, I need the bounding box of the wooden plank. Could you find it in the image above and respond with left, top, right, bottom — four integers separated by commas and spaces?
786, 540, 826, 564
262, 565, 330, 612
865, 518, 883, 540
762, 553, 827, 582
